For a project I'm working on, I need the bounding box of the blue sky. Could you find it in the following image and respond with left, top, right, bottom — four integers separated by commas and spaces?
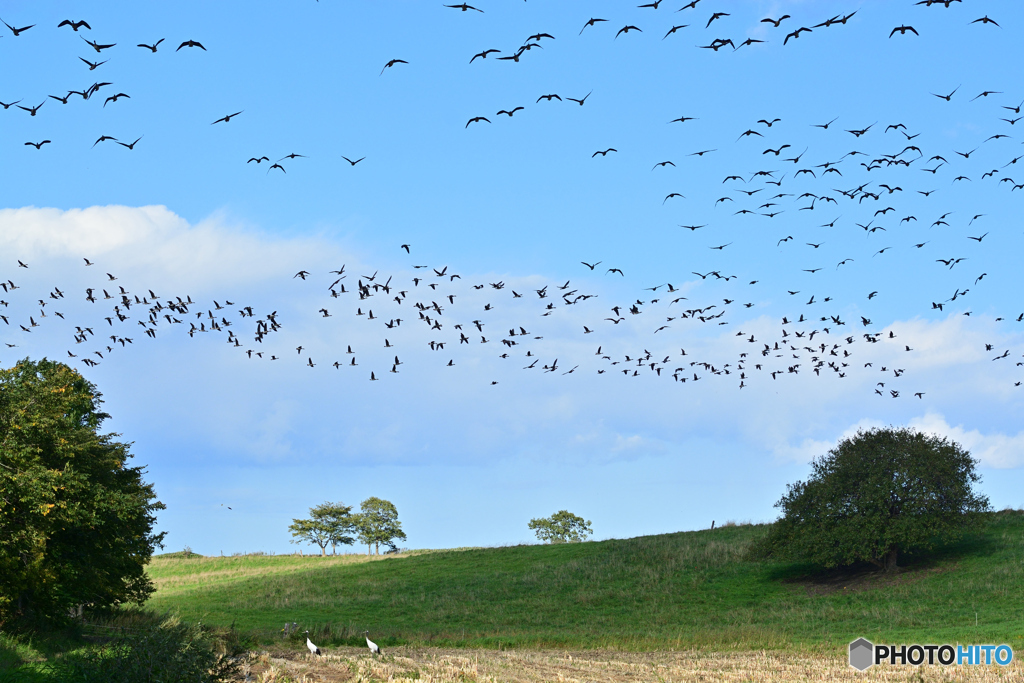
2, 0, 1023, 554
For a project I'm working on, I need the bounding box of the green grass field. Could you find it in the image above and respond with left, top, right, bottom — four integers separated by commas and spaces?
143, 511, 1024, 652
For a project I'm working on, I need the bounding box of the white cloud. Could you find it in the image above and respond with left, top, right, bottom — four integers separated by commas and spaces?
0, 205, 345, 291
774, 412, 1024, 469
3, 205, 1023, 472
909, 413, 1024, 469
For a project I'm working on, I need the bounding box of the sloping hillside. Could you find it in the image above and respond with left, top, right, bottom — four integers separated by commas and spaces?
145, 512, 1024, 651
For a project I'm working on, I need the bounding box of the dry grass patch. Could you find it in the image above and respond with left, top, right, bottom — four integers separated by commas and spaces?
231, 646, 1024, 682
232, 646, 1023, 682
149, 554, 407, 592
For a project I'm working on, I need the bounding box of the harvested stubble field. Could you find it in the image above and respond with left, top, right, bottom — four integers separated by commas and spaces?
235, 645, 1022, 683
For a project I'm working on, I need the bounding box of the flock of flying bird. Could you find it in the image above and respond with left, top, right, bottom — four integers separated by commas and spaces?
2, 2, 1023, 399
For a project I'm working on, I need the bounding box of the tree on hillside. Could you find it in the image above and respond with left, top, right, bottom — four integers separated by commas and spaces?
528, 510, 593, 544
355, 497, 406, 555
0, 358, 165, 625
756, 427, 990, 572
288, 502, 357, 556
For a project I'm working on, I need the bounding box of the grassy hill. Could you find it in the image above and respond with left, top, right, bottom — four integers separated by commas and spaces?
144, 512, 1024, 652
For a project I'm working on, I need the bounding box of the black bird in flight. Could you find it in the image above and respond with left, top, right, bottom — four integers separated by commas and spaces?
615, 25, 642, 38
83, 36, 115, 51
117, 136, 143, 150
581, 261, 602, 270
445, 3, 483, 11
138, 39, 165, 52
932, 85, 959, 101
0, 100, 22, 110
177, 39, 206, 51
79, 57, 107, 70
971, 15, 1000, 27
380, 58, 408, 74
103, 93, 129, 107
592, 148, 617, 157
784, 27, 812, 44
663, 25, 688, 39
2, 19, 35, 36
889, 25, 919, 37
567, 91, 592, 106
247, 156, 269, 164
761, 15, 790, 28
17, 101, 44, 116
579, 18, 607, 35
497, 107, 524, 117
25, 140, 51, 149
212, 111, 243, 124
466, 116, 490, 127
58, 19, 91, 31
341, 156, 365, 166
470, 49, 499, 62
706, 12, 729, 28
971, 90, 1002, 101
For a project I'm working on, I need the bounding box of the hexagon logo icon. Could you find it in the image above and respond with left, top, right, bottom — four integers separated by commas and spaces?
849, 638, 874, 671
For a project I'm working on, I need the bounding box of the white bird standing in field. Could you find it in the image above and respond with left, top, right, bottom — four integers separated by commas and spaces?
364, 630, 381, 655
304, 630, 321, 657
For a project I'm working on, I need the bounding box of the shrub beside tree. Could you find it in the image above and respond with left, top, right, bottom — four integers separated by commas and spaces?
0, 359, 166, 625
528, 510, 593, 543
756, 426, 990, 571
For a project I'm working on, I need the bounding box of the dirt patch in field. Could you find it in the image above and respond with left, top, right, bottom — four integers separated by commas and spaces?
232, 645, 1020, 682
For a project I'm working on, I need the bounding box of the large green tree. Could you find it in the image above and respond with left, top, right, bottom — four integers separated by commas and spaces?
528, 510, 593, 544
288, 501, 357, 556
758, 427, 990, 572
0, 359, 165, 625
355, 497, 406, 555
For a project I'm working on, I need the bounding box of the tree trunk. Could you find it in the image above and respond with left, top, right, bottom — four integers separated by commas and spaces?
883, 548, 898, 572
320, 545, 326, 557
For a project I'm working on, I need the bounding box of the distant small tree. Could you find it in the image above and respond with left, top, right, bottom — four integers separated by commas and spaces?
289, 502, 357, 556
757, 427, 990, 572
355, 497, 406, 555
528, 510, 593, 544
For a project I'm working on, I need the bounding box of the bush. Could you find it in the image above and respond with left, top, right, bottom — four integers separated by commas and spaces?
48, 613, 244, 683
753, 427, 990, 571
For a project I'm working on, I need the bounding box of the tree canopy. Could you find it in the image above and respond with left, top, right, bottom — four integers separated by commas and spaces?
356, 497, 406, 555
757, 426, 990, 571
0, 359, 165, 625
288, 501, 357, 556
528, 510, 593, 544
